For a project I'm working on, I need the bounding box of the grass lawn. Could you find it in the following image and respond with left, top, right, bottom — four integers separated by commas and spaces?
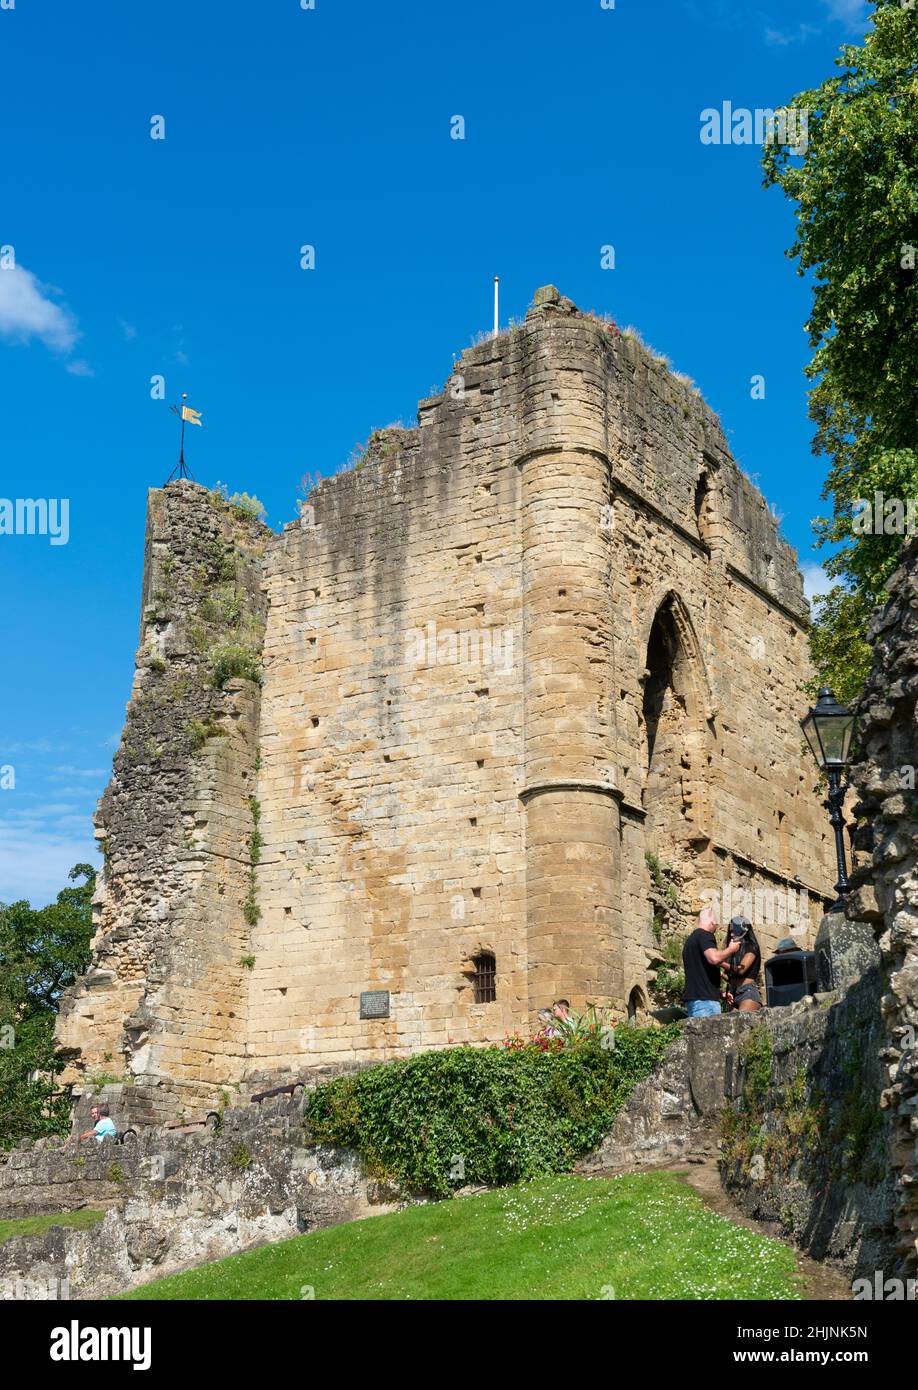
0, 1208, 105, 1246
120, 1171, 803, 1301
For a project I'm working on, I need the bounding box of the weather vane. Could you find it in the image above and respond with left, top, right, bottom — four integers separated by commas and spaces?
165, 393, 203, 484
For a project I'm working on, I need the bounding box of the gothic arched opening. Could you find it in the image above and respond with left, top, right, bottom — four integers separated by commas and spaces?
643, 600, 683, 772
627, 985, 648, 1021
694, 470, 710, 537
640, 593, 709, 880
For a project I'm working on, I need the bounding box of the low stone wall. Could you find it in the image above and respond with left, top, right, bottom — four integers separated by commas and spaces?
845, 539, 918, 1277
7, 1025, 747, 1297
61, 1060, 375, 1142
720, 972, 896, 1280
581, 1015, 752, 1171
1, 978, 903, 1297
0, 1137, 137, 1221
0, 1095, 397, 1299
587, 978, 899, 1281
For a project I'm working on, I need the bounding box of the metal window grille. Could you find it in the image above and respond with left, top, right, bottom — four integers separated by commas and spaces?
473, 952, 496, 1004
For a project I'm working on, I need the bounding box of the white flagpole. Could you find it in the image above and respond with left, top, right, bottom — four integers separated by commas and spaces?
493, 276, 499, 338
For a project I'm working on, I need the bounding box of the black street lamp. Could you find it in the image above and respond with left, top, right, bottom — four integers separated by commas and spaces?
801, 688, 856, 910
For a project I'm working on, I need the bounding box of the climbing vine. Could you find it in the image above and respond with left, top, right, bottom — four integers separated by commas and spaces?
645, 852, 687, 1007
243, 796, 262, 928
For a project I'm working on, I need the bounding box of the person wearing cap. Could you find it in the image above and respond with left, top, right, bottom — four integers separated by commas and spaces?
722, 916, 763, 1012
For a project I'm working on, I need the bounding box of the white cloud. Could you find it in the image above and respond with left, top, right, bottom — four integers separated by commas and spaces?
0, 264, 79, 353
66, 358, 95, 377
3, 740, 71, 756
12, 802, 82, 819
821, 0, 869, 28
802, 562, 834, 604
765, 22, 820, 45
0, 823, 100, 908
118, 317, 137, 341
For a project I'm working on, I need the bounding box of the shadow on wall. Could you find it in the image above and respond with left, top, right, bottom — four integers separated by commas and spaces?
721, 966, 896, 1279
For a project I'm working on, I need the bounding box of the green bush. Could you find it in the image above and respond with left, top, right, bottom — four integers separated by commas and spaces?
211, 483, 267, 523
200, 537, 237, 583
210, 643, 261, 688
187, 718, 226, 752
304, 1025, 680, 1198
200, 588, 242, 628
653, 936, 686, 1007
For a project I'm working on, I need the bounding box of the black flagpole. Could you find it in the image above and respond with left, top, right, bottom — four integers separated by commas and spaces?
179, 392, 187, 478
165, 393, 194, 485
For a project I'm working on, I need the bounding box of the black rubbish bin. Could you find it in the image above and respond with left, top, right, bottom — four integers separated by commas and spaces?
764, 937, 817, 1008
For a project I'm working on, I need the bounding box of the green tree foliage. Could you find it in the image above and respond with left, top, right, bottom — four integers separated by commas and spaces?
0, 864, 95, 1148
762, 2, 918, 703
305, 1025, 680, 1198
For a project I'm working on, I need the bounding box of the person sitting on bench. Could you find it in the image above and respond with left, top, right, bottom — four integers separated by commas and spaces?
79, 1103, 117, 1142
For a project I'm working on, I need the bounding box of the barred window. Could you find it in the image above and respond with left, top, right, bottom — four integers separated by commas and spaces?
472, 952, 496, 1004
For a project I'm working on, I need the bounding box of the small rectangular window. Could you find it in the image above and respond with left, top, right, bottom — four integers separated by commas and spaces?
472, 952, 496, 1004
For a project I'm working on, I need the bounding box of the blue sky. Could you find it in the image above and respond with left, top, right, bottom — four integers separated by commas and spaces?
0, 0, 872, 905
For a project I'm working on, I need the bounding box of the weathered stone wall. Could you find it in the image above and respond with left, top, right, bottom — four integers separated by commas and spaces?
0, 1134, 132, 1221
248, 287, 834, 1077
585, 992, 898, 1281
720, 972, 896, 1279
580, 1014, 750, 1171
9, 990, 904, 1296
55, 287, 835, 1118
55, 485, 270, 1126
256, 412, 528, 1066
603, 332, 832, 1000
0, 1095, 394, 1299
845, 538, 918, 1276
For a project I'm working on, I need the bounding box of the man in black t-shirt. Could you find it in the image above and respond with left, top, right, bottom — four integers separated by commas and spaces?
682, 907, 740, 1018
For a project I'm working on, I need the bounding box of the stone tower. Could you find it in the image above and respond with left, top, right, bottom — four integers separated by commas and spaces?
55, 287, 836, 1125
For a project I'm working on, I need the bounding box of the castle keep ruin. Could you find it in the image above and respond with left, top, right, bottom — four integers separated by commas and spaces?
56, 287, 836, 1124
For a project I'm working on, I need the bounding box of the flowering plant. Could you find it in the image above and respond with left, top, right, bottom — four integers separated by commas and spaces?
499, 1005, 619, 1053
499, 1031, 565, 1053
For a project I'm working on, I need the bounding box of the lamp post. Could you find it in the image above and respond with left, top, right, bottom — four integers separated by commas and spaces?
800, 688, 856, 910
